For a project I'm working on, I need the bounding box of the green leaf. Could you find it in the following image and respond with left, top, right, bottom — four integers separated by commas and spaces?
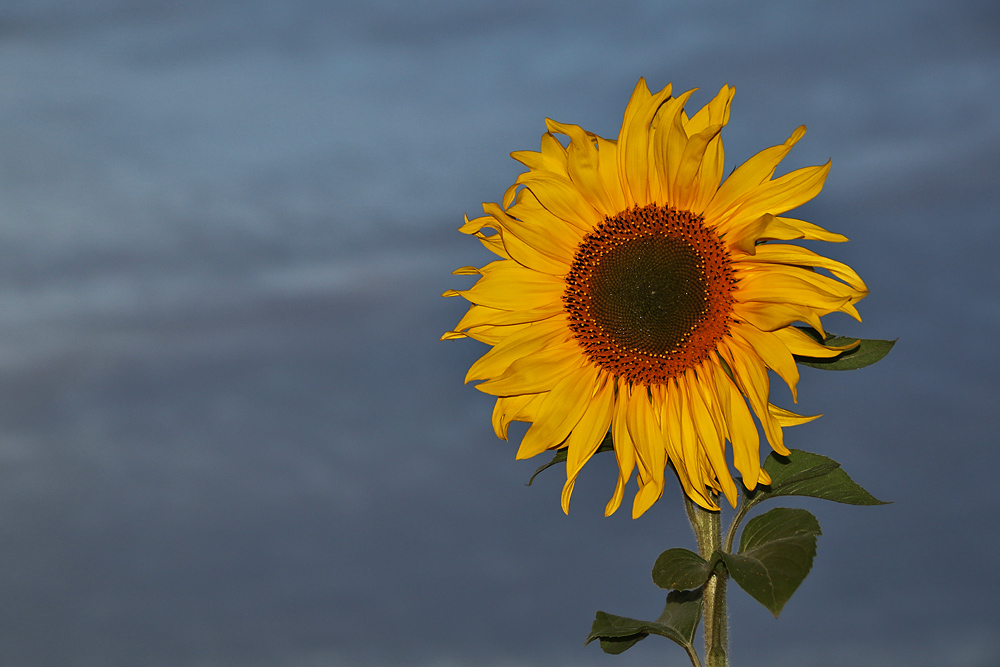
746, 449, 889, 507
764, 448, 841, 489
651, 548, 712, 591
654, 589, 703, 645
792, 327, 895, 371
720, 507, 821, 617
586, 590, 703, 655
526, 431, 613, 486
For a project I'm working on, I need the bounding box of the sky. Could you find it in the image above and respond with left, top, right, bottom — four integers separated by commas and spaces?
0, 1, 997, 665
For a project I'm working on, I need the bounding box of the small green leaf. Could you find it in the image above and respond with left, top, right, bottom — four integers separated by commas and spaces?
526, 431, 613, 486
747, 449, 889, 507
720, 507, 821, 617
586, 590, 703, 654
792, 327, 895, 371
654, 589, 703, 645
586, 612, 652, 654
597, 632, 646, 655
526, 449, 567, 487
651, 548, 712, 590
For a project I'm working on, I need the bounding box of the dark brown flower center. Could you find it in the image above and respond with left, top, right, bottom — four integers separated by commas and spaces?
563, 204, 735, 385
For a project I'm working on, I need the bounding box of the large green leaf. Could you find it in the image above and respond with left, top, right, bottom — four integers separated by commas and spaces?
792, 327, 895, 371
526, 432, 613, 486
745, 449, 889, 508
586, 590, 703, 655
720, 507, 820, 617
651, 548, 713, 591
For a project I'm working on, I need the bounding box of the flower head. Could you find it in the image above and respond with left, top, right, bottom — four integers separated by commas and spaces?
443, 79, 867, 518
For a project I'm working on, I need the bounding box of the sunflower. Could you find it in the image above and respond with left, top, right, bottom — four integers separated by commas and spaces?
443, 79, 867, 518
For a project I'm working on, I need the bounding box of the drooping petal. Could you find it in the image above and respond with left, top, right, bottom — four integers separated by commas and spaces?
740, 244, 869, 294
709, 360, 761, 489
626, 385, 669, 517
515, 363, 601, 458
759, 216, 848, 243
686, 368, 737, 506
731, 322, 801, 402
492, 392, 546, 440
719, 337, 789, 456
732, 300, 827, 336
476, 341, 584, 396
772, 325, 858, 358
466, 316, 571, 383
561, 372, 616, 513
606, 381, 636, 516
769, 403, 822, 427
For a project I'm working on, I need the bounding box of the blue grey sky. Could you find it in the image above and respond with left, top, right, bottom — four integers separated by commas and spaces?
0, 1, 997, 665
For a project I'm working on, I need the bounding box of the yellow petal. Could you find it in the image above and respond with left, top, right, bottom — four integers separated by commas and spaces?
684, 84, 734, 135
759, 216, 848, 243
705, 125, 806, 224
465, 316, 571, 383
562, 373, 616, 513
772, 325, 858, 358
625, 386, 665, 485
517, 171, 603, 231
618, 79, 674, 206
464, 322, 530, 346
710, 361, 761, 489
476, 341, 584, 396
593, 134, 627, 213
684, 85, 735, 214
455, 260, 565, 312
508, 180, 592, 236
731, 322, 800, 402
492, 393, 545, 440
719, 337, 788, 456
650, 89, 696, 204
516, 363, 601, 458
724, 213, 773, 255
449, 304, 557, 334
686, 369, 737, 506
510, 131, 569, 177
546, 118, 618, 217
740, 244, 869, 294
626, 386, 668, 517
482, 202, 574, 274
672, 122, 723, 211
675, 376, 710, 504
605, 381, 636, 516
732, 300, 827, 336
564, 372, 616, 482
735, 269, 855, 314
719, 162, 830, 236
769, 403, 822, 427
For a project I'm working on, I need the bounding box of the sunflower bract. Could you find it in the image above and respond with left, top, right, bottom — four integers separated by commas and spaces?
443, 79, 867, 518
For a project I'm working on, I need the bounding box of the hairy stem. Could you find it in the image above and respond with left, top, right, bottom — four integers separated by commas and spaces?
686, 496, 728, 667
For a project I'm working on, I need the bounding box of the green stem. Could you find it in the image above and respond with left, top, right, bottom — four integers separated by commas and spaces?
685, 496, 728, 667
684, 643, 705, 667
